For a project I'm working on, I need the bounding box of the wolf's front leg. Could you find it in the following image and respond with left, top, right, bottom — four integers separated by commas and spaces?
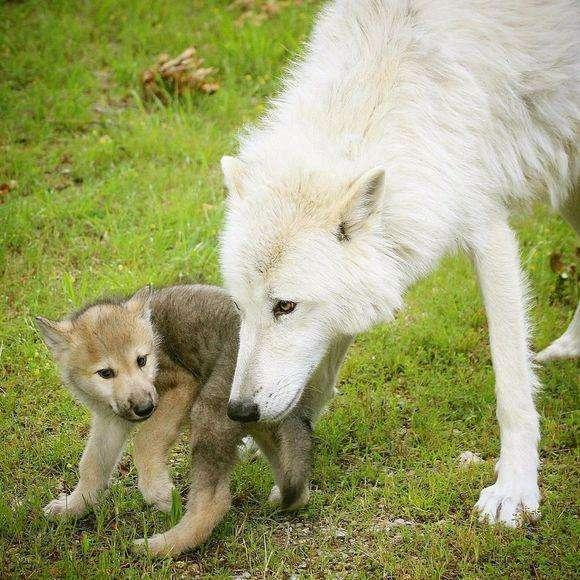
44, 414, 132, 518
471, 221, 540, 526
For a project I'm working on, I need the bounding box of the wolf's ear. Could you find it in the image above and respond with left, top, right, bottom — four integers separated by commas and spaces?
35, 316, 72, 354
221, 156, 246, 199
127, 285, 153, 317
339, 167, 386, 239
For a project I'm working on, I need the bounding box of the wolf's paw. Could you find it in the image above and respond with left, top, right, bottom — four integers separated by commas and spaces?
43, 492, 89, 518
475, 482, 540, 527
138, 476, 174, 513
134, 533, 176, 557
536, 335, 580, 362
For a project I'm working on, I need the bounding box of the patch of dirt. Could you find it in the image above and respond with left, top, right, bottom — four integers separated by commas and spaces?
231, 0, 312, 26
93, 70, 132, 116
45, 154, 83, 191
232, 0, 283, 26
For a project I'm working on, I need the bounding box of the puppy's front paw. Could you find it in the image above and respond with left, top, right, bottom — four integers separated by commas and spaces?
138, 476, 174, 513
43, 492, 89, 518
268, 485, 309, 510
134, 533, 176, 557
267, 485, 282, 506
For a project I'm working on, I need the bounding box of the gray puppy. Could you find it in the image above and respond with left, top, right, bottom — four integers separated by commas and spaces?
37, 285, 328, 556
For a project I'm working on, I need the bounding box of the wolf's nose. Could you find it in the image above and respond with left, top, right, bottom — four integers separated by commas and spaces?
227, 399, 260, 423
133, 400, 155, 418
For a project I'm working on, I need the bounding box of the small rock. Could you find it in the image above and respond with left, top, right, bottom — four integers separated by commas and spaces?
391, 518, 416, 529
334, 528, 347, 539
458, 451, 483, 468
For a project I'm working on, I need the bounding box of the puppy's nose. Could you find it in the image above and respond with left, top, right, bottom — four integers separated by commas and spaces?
133, 399, 155, 419
227, 399, 260, 423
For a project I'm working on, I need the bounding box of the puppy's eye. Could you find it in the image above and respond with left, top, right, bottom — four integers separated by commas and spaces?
137, 355, 148, 368
233, 301, 241, 312
273, 300, 297, 317
96, 368, 115, 379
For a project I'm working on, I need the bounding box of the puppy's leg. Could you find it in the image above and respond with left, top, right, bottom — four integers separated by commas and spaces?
134, 382, 194, 512
471, 220, 540, 526
44, 414, 132, 517
250, 429, 283, 502
134, 400, 243, 556
258, 415, 313, 511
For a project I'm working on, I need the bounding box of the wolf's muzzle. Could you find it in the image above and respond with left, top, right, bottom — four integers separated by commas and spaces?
227, 399, 260, 423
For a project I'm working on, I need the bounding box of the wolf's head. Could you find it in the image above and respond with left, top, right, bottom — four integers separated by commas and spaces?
220, 156, 403, 422
36, 287, 159, 422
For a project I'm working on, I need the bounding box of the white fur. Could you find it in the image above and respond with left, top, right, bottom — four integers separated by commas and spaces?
220, 0, 579, 526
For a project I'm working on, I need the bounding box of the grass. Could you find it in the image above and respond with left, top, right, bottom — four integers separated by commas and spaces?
0, 0, 578, 577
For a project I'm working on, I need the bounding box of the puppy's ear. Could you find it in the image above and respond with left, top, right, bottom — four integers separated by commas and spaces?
221, 156, 246, 199
339, 167, 386, 239
126, 285, 153, 317
35, 316, 72, 355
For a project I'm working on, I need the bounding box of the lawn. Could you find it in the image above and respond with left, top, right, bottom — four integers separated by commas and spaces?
0, 0, 578, 577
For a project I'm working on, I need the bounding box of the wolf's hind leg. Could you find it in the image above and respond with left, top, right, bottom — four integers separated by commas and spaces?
537, 191, 580, 362
537, 304, 580, 361
134, 381, 194, 512
44, 414, 132, 518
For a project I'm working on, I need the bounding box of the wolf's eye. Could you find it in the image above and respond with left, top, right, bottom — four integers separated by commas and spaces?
273, 300, 297, 317
97, 368, 115, 379
136, 355, 148, 368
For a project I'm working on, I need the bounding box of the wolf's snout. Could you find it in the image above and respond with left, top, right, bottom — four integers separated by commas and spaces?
227, 399, 260, 423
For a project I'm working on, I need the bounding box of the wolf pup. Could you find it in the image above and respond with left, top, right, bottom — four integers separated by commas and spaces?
37, 285, 338, 556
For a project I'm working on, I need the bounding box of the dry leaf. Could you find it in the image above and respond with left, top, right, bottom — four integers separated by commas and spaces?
141, 46, 219, 103
0, 180, 17, 203
549, 252, 564, 273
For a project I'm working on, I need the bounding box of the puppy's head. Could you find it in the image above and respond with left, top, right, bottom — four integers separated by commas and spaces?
36, 287, 159, 422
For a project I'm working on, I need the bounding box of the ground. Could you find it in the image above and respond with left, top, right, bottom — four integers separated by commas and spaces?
0, 0, 578, 577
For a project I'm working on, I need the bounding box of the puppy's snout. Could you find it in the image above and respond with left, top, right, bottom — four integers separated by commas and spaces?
133, 400, 155, 418
227, 399, 260, 423
129, 394, 156, 420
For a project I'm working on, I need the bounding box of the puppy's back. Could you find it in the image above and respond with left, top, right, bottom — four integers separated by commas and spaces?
151, 285, 239, 381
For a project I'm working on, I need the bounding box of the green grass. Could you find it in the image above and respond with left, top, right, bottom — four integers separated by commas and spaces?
1, 0, 578, 577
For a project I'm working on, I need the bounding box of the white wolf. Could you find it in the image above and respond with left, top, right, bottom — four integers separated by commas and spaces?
220, 0, 579, 527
